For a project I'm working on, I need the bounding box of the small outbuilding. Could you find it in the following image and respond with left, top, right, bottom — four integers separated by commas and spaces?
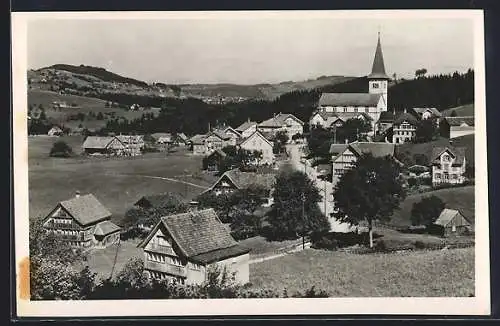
429, 208, 472, 237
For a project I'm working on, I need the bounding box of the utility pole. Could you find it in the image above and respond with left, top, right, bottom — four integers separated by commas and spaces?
324, 180, 327, 217
301, 192, 306, 250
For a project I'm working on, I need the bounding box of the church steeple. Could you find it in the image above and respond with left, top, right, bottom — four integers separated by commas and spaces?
368, 31, 389, 80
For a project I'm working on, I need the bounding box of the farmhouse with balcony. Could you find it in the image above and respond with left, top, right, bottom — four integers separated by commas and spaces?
431, 146, 466, 186
392, 110, 419, 144
237, 130, 275, 165
138, 208, 251, 285
330, 141, 396, 187
202, 168, 276, 206
312, 33, 389, 135
82, 136, 126, 156
257, 113, 304, 139
235, 119, 258, 138
428, 208, 472, 237
42, 193, 121, 248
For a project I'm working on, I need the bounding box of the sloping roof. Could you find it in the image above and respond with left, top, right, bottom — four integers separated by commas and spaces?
318, 93, 382, 107
334, 112, 373, 122
158, 208, 247, 260
394, 111, 419, 125
431, 146, 466, 165
116, 135, 144, 144
58, 194, 112, 226
349, 141, 396, 158
368, 34, 390, 79
208, 130, 231, 140
444, 116, 475, 127
329, 143, 349, 155
412, 107, 442, 117
175, 133, 189, 142
205, 168, 276, 193
434, 209, 471, 227
134, 192, 185, 209
378, 111, 396, 123
82, 136, 119, 149
239, 130, 274, 148
94, 220, 121, 236
258, 113, 304, 128
222, 126, 242, 137
235, 120, 257, 132
152, 133, 172, 139
207, 148, 227, 159
190, 244, 250, 264
190, 134, 207, 145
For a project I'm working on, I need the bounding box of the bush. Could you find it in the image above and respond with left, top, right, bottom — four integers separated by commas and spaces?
414, 240, 426, 249
374, 240, 387, 252
49, 140, 73, 158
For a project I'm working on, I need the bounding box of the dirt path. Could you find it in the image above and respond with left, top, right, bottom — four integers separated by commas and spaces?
104, 172, 208, 189
249, 242, 312, 264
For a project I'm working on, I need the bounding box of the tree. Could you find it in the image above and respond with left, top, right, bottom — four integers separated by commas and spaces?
410, 195, 445, 226
96, 111, 104, 120
267, 170, 330, 240
39, 108, 47, 121
450, 110, 457, 117
333, 153, 406, 248
336, 118, 372, 143
49, 140, 73, 157
414, 118, 438, 143
273, 130, 289, 154
306, 126, 334, 159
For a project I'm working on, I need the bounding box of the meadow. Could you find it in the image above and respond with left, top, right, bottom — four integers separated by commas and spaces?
442, 103, 475, 117
28, 136, 216, 223
250, 247, 474, 297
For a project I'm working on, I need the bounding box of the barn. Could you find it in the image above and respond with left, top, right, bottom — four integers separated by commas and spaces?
429, 208, 472, 237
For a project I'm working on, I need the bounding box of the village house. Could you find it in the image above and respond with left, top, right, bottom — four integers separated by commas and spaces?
429, 208, 472, 237
213, 126, 242, 146
235, 119, 258, 138
311, 33, 389, 135
411, 107, 442, 121
116, 135, 145, 156
151, 132, 172, 145
82, 136, 126, 156
310, 110, 373, 131
257, 113, 304, 139
392, 110, 419, 144
137, 208, 251, 285
431, 146, 467, 186
173, 133, 189, 146
190, 134, 208, 155
47, 125, 63, 137
204, 130, 232, 153
42, 192, 121, 248
330, 141, 396, 187
237, 130, 275, 165
202, 168, 276, 206
442, 116, 475, 139
203, 149, 227, 172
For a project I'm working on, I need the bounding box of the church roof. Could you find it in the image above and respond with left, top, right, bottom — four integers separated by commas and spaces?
368, 33, 390, 80
318, 93, 381, 107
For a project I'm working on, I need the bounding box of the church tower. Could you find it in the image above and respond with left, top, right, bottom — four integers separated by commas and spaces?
368, 32, 389, 112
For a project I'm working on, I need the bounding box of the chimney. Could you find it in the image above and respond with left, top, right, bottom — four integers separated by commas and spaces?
404, 108, 407, 114
247, 117, 250, 123
75, 190, 80, 198
345, 138, 348, 144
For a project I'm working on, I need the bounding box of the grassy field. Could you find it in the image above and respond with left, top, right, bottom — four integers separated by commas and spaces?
28, 137, 217, 223
388, 186, 474, 227
442, 103, 474, 117
250, 247, 474, 297
239, 236, 303, 257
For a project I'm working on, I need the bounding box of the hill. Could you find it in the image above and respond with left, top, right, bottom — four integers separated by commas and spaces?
389, 186, 475, 227
442, 103, 475, 117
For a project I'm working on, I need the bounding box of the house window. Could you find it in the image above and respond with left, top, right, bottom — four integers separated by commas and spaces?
443, 172, 449, 180
442, 154, 450, 162
434, 173, 441, 179
452, 225, 457, 232
451, 174, 457, 180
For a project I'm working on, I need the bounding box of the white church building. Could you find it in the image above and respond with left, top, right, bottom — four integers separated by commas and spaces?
309, 33, 390, 135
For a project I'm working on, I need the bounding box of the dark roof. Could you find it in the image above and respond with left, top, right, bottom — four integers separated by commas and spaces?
318, 93, 382, 107
394, 111, 419, 125
223, 169, 276, 190
58, 194, 112, 226
378, 111, 396, 122
94, 220, 121, 236
208, 130, 231, 140
190, 244, 251, 264
431, 146, 466, 165
329, 143, 349, 155
207, 148, 227, 159
368, 34, 389, 79
235, 120, 257, 132
349, 141, 396, 158
141, 208, 249, 262
239, 130, 274, 148
444, 116, 475, 127
258, 113, 304, 128
134, 192, 185, 209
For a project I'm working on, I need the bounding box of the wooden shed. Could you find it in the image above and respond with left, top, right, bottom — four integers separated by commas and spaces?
429, 208, 472, 237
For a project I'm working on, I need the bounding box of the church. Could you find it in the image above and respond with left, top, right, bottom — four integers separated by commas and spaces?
309, 33, 390, 136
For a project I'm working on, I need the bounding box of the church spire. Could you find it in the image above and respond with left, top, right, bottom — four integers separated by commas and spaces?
368, 31, 389, 79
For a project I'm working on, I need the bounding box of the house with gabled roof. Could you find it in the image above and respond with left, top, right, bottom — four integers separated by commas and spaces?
429, 208, 472, 237
330, 141, 396, 187
411, 107, 442, 120
312, 33, 390, 135
202, 148, 227, 172
82, 136, 126, 156
431, 146, 466, 186
42, 192, 121, 248
189, 134, 208, 155
235, 119, 258, 138
202, 168, 276, 206
257, 113, 304, 139
213, 126, 242, 146
443, 116, 475, 139
238, 130, 275, 165
137, 208, 251, 285
392, 110, 419, 144
172, 133, 189, 146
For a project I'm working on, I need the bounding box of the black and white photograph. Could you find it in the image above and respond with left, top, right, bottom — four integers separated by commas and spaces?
12, 10, 490, 317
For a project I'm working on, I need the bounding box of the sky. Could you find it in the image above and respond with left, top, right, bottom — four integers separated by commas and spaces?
27, 14, 475, 85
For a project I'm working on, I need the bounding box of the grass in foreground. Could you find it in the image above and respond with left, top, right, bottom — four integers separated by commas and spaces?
250, 247, 474, 297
